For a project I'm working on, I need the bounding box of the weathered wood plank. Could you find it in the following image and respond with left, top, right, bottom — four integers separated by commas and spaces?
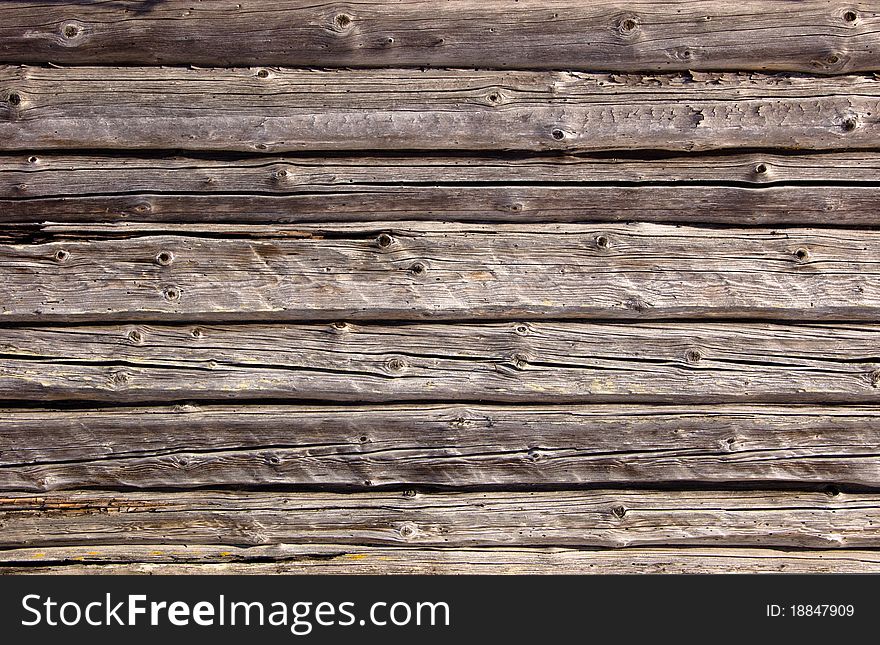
2, 490, 877, 549
2, 404, 879, 491
0, 1, 874, 74
3, 67, 879, 153
4, 153, 880, 225
2, 322, 880, 404
2, 222, 880, 322
3, 546, 880, 575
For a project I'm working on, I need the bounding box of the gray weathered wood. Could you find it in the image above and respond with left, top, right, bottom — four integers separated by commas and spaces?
4, 546, 880, 575
0, 1, 874, 74
2, 404, 879, 491
3, 67, 879, 153
2, 322, 880, 404
3, 222, 880, 322
2, 490, 877, 549
5, 153, 880, 225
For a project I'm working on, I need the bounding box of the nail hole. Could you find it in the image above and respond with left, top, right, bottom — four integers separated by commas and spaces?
359, 435, 369, 443
681, 49, 692, 58
53, 249, 69, 262
163, 287, 181, 301
515, 324, 529, 335
155, 251, 173, 266
28, 156, 38, 164
63, 24, 79, 38
335, 13, 351, 28
551, 129, 565, 140
596, 235, 610, 249
386, 37, 394, 44
755, 163, 767, 174
268, 455, 281, 465
257, 69, 269, 78
794, 248, 809, 261
409, 262, 426, 275
844, 10, 858, 22
377, 233, 394, 248
842, 117, 858, 131
8, 93, 21, 106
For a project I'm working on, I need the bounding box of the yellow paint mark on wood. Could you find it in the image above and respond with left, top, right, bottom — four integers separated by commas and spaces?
344, 553, 369, 560
32, 553, 45, 558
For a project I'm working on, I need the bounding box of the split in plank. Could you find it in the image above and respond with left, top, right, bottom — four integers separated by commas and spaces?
3, 546, 880, 575
0, 1, 874, 74
2, 222, 880, 322
2, 489, 879, 549
2, 404, 880, 491
3, 67, 879, 153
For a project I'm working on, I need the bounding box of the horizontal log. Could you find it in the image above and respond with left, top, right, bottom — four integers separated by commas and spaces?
4, 153, 880, 225
0, 1, 874, 74
2, 322, 880, 404
2, 222, 880, 322
3, 546, 879, 575
2, 67, 879, 153
2, 490, 878, 549
2, 404, 879, 491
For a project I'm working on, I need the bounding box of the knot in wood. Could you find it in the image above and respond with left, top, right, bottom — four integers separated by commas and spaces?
595, 234, 610, 249
685, 349, 703, 364
870, 370, 880, 388
399, 523, 417, 539
257, 69, 269, 78
611, 505, 627, 519
163, 286, 181, 302
7, 92, 21, 106
618, 16, 640, 35
512, 353, 529, 369
28, 156, 38, 164
409, 261, 427, 276
127, 329, 143, 344
272, 168, 288, 180
842, 116, 858, 131
754, 163, 768, 175
514, 323, 529, 336
53, 249, 70, 263
843, 10, 858, 23
386, 357, 407, 373
794, 247, 810, 262
335, 13, 352, 29
332, 321, 349, 331
191, 327, 203, 338
376, 233, 394, 248
551, 128, 566, 140
62, 24, 79, 38
155, 251, 174, 266
402, 489, 417, 498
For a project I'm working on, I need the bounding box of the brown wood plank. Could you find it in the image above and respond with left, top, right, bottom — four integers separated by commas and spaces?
0, 1, 874, 74
2, 322, 880, 404
3, 546, 879, 575
1, 404, 878, 491
4, 153, 880, 225
2, 222, 880, 322
3, 67, 879, 153
2, 490, 878, 549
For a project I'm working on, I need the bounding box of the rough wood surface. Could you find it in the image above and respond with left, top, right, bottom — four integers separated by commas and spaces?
0, 1, 874, 74
3, 222, 880, 322
4, 546, 880, 575
1, 490, 876, 549
1, 404, 879, 491
5, 152, 880, 225
3, 322, 880, 404
3, 67, 879, 153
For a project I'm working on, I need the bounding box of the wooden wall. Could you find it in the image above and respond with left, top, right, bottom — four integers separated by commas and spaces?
2, 0, 880, 574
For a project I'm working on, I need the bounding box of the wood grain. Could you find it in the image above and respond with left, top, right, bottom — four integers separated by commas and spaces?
2, 490, 878, 549
4, 546, 880, 575
3, 67, 879, 153
5, 153, 880, 225
2, 222, 879, 322
2, 322, 880, 404
0, 1, 874, 74
2, 404, 879, 491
